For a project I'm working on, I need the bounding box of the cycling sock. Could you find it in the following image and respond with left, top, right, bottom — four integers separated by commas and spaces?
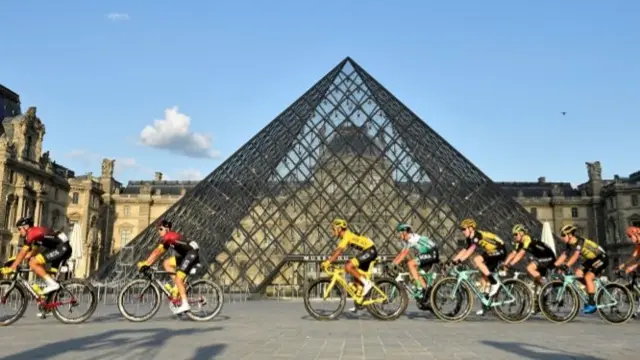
43, 276, 57, 286
588, 294, 595, 305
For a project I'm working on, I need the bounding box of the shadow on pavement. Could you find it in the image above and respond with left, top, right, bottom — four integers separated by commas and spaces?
482, 340, 605, 360
0, 326, 223, 360
190, 344, 227, 360
89, 312, 230, 324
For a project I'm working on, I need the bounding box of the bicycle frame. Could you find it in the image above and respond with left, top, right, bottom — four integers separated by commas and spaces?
1, 266, 77, 311
448, 266, 517, 307
393, 269, 439, 298
322, 263, 388, 306
552, 273, 617, 309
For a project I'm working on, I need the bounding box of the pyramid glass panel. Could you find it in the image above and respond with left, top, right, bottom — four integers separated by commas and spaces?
94, 57, 544, 293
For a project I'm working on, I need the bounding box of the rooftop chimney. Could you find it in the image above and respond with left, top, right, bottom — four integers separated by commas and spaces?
538, 177, 546, 184
154, 172, 163, 181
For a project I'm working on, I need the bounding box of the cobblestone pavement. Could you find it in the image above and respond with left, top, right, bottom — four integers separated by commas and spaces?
0, 301, 638, 359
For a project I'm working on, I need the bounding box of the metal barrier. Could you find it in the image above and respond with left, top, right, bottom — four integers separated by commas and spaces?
90, 280, 252, 305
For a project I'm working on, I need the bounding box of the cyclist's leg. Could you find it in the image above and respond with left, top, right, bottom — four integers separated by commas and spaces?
584, 256, 607, 313
407, 258, 426, 288
349, 247, 377, 294
29, 244, 70, 294
163, 256, 178, 283
174, 251, 199, 313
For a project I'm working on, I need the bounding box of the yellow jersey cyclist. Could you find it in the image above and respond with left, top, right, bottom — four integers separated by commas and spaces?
503, 224, 556, 287
617, 226, 640, 275
321, 219, 378, 298
554, 224, 608, 314
389, 223, 439, 300
451, 218, 506, 308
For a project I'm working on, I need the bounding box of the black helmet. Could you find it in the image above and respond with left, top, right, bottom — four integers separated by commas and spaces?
16, 216, 34, 227
158, 219, 172, 229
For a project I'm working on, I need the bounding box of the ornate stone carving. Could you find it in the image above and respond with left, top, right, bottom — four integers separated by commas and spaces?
551, 184, 563, 196
6, 142, 17, 158
39, 150, 50, 168
101, 159, 115, 178
25, 106, 37, 118
586, 161, 602, 180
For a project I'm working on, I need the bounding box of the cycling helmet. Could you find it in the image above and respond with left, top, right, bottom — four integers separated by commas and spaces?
460, 218, 476, 229
560, 224, 577, 236
626, 226, 640, 237
396, 223, 412, 232
16, 216, 34, 227
331, 219, 347, 229
158, 219, 172, 229
512, 224, 527, 235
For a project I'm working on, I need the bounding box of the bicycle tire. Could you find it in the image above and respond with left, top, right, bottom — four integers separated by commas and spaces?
0, 280, 29, 326
538, 280, 579, 324
366, 278, 408, 321
492, 278, 534, 323
429, 277, 473, 322
303, 278, 346, 320
52, 278, 98, 324
117, 279, 162, 322
597, 283, 634, 325
184, 279, 224, 321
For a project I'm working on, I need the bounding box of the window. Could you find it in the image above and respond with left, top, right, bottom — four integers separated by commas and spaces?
54, 188, 59, 201
632, 195, 639, 207
120, 228, 131, 245
51, 210, 60, 228
529, 207, 538, 218
571, 207, 579, 218
71, 192, 79, 204
25, 136, 33, 159
123, 205, 131, 216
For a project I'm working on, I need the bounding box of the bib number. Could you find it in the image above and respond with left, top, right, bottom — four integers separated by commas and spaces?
189, 241, 199, 250
57, 233, 69, 243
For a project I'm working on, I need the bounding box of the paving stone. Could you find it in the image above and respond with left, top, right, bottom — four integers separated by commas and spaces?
0, 302, 638, 359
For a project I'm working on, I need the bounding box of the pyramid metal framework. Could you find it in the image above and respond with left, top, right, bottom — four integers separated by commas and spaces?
94, 57, 542, 293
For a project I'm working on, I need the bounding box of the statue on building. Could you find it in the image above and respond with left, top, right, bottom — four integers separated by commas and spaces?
25, 106, 37, 119
586, 161, 602, 180
101, 158, 115, 178
39, 150, 50, 168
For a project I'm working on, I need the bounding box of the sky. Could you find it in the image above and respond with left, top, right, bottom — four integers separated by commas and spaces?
1, 1, 638, 186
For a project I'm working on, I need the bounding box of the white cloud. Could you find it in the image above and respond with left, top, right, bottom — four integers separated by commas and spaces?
174, 168, 203, 181
139, 106, 220, 159
106, 13, 130, 21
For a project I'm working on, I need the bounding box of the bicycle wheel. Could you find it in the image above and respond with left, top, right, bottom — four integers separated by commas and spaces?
366, 278, 408, 321
597, 283, 634, 324
0, 280, 29, 326
492, 279, 534, 323
52, 278, 98, 324
429, 277, 473, 322
185, 279, 224, 321
117, 279, 162, 322
538, 280, 579, 324
303, 278, 346, 320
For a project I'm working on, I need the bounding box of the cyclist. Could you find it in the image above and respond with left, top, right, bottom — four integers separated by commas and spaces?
617, 226, 640, 274
137, 219, 200, 314
503, 224, 556, 286
1, 216, 72, 295
390, 223, 439, 300
554, 224, 608, 314
451, 218, 506, 311
321, 219, 378, 298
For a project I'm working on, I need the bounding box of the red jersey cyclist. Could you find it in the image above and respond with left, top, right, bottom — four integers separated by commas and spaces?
617, 226, 640, 275
1, 216, 72, 295
137, 219, 200, 314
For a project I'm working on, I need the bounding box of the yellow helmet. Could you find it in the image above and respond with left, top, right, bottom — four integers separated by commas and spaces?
560, 224, 577, 236
512, 224, 527, 235
331, 218, 347, 229
460, 218, 476, 229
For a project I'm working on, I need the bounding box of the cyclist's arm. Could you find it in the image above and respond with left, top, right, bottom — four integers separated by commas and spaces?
145, 244, 167, 265
455, 244, 476, 262
565, 250, 581, 268
326, 247, 345, 263
508, 249, 527, 266
393, 248, 410, 265
554, 252, 568, 267
627, 263, 639, 273
503, 251, 517, 266
9, 245, 31, 271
